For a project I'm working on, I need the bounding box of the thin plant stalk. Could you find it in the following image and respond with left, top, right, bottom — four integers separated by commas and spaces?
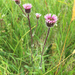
32, 19, 38, 37
27, 14, 33, 62
34, 19, 38, 34
40, 27, 50, 68
18, 5, 27, 18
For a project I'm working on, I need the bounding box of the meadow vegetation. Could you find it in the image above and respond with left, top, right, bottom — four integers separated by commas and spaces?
0, 0, 75, 75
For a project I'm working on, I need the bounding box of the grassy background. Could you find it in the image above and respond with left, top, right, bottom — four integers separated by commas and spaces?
0, 0, 75, 75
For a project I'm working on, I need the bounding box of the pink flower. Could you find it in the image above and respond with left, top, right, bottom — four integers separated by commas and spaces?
35, 13, 41, 19
44, 14, 58, 27
23, 4, 32, 13
23, 4, 32, 9
14, 0, 20, 4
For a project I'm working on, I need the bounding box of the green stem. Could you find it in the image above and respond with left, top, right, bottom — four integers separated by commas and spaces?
40, 28, 50, 69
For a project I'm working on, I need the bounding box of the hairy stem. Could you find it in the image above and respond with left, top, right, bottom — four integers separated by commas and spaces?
18, 5, 27, 18
40, 28, 50, 68
27, 14, 33, 62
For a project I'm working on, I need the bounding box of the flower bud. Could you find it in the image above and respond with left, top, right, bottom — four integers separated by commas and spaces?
14, 0, 20, 5
35, 13, 41, 19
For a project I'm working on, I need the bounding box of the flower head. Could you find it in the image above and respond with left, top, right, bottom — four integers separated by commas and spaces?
14, 0, 21, 5
23, 3, 32, 13
35, 13, 41, 19
44, 14, 58, 27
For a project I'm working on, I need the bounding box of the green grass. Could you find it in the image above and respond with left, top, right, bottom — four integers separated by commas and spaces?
0, 0, 75, 75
